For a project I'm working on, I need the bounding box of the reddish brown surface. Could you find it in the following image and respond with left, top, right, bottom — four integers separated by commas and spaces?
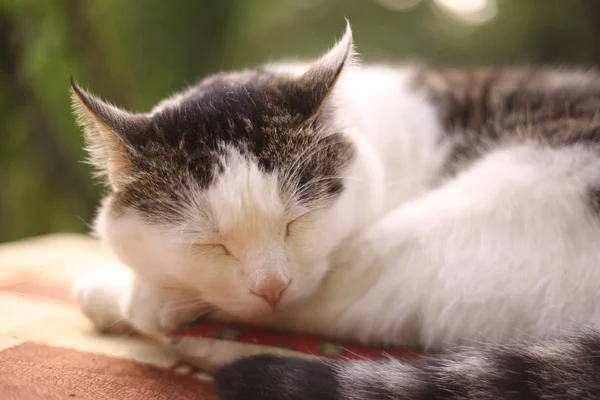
0, 267, 422, 363
0, 342, 218, 400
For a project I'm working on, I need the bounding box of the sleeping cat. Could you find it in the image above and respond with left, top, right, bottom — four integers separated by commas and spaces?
73, 23, 600, 398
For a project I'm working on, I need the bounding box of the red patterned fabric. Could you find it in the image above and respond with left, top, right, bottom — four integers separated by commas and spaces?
171, 320, 422, 361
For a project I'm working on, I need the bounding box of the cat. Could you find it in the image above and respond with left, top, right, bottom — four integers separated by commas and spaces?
72, 22, 600, 398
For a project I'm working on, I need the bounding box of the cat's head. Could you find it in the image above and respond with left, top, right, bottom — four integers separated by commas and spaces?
72, 24, 362, 319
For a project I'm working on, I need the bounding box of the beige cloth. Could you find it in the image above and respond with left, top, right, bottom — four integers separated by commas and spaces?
0, 234, 216, 383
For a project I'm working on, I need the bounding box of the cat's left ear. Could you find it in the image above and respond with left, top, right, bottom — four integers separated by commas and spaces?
295, 21, 356, 118
70, 78, 150, 189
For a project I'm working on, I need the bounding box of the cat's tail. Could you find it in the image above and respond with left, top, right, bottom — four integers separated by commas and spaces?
215, 331, 600, 400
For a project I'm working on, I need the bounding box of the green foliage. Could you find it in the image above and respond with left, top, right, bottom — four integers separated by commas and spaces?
1, 0, 599, 242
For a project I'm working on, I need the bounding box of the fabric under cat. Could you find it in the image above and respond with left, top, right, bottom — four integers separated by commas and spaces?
72, 23, 600, 399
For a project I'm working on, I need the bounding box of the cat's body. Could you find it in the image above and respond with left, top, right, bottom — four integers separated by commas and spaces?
73, 25, 600, 398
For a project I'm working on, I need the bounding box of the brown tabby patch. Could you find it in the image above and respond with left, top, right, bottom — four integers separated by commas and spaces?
413, 67, 600, 178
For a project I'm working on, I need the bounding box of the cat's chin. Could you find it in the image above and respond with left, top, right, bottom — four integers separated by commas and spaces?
211, 301, 278, 322
215, 298, 304, 324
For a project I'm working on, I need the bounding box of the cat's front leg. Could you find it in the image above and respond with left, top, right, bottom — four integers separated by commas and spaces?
73, 268, 134, 333
74, 269, 205, 336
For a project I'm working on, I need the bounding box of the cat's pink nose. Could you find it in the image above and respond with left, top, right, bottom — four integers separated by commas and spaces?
251, 280, 289, 307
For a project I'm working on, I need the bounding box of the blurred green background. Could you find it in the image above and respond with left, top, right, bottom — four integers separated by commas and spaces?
1, 0, 599, 243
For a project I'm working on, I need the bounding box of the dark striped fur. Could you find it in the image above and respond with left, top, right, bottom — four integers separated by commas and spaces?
216, 332, 600, 400
412, 67, 600, 182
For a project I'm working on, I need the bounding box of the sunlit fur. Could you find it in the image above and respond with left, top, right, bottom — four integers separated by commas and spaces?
74, 23, 600, 385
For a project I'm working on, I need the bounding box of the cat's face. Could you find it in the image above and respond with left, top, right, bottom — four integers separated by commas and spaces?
73, 26, 358, 318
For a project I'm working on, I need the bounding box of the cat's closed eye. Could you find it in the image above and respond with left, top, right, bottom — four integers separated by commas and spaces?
217, 244, 232, 256
197, 243, 232, 257
286, 212, 310, 238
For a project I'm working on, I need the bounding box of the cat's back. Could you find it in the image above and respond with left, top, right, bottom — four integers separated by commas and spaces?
323, 64, 600, 206
334, 64, 600, 140
414, 66, 600, 131
406, 66, 600, 179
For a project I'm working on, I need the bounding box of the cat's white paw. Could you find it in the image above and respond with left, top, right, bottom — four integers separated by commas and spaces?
73, 269, 133, 333
75, 269, 208, 337
121, 280, 174, 336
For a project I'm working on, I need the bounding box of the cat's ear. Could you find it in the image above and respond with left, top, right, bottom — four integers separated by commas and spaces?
70, 78, 149, 189
296, 21, 356, 117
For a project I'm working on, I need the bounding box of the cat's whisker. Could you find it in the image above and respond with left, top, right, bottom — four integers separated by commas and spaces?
163, 304, 212, 318
164, 292, 212, 309
165, 302, 211, 315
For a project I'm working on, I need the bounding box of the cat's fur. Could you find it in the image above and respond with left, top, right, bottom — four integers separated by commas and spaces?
73, 23, 600, 398
216, 332, 600, 400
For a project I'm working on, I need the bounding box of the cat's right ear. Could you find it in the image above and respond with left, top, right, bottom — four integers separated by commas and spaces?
294, 21, 357, 118
70, 78, 149, 189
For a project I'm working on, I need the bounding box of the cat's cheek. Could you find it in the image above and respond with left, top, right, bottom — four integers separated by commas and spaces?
277, 260, 329, 308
